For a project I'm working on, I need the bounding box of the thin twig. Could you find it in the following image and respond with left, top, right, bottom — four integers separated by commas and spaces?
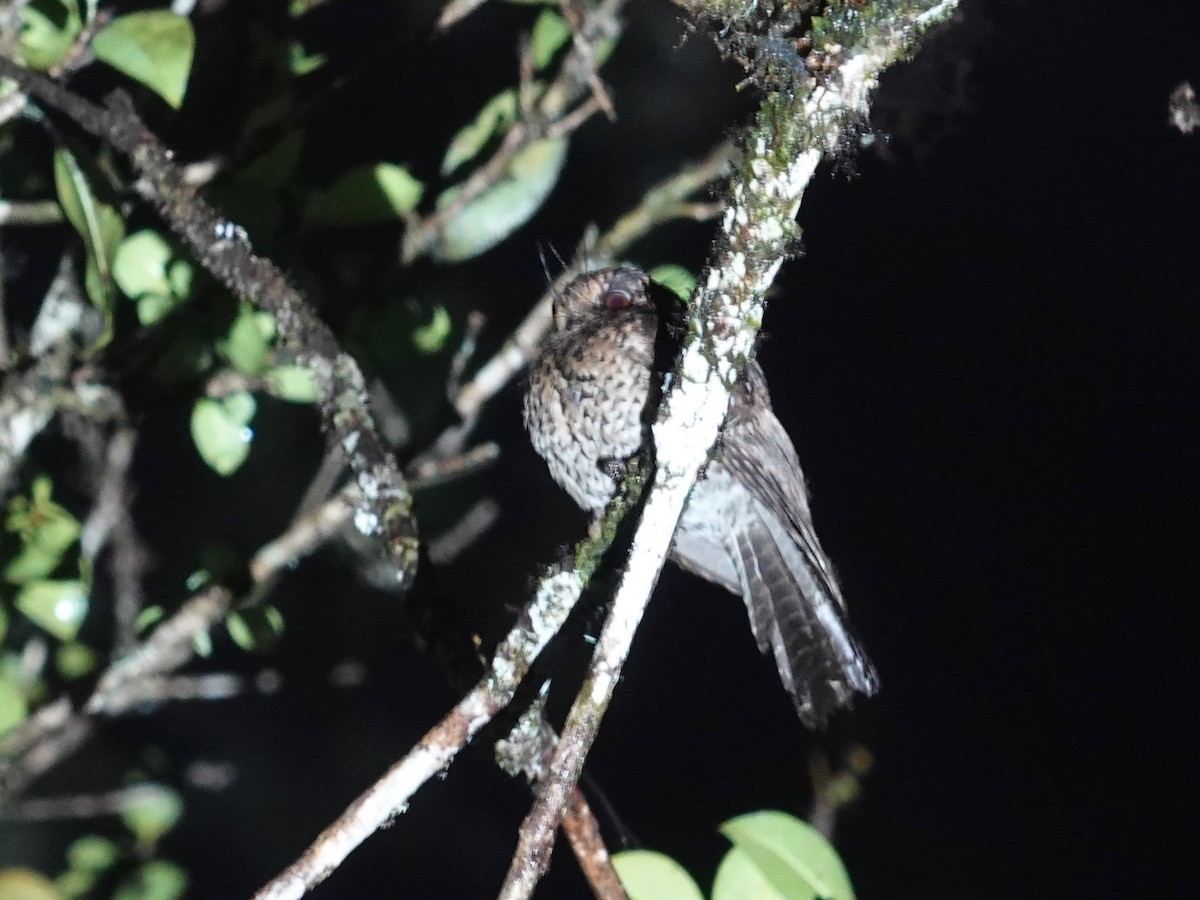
437, 0, 490, 32
2, 783, 175, 822
403, 0, 627, 263
0, 199, 63, 226
446, 310, 486, 399
426, 496, 500, 565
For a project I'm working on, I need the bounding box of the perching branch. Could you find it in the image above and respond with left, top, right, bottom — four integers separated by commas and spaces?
0, 57, 420, 587
251, 459, 647, 900
498, 2, 961, 896
447, 138, 734, 434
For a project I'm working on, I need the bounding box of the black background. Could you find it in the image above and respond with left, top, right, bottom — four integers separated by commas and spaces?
3, 0, 1199, 897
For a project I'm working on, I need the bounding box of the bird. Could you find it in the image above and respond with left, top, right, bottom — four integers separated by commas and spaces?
523, 265, 879, 727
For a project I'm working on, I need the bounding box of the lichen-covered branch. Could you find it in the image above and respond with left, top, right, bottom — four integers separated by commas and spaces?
0, 58, 419, 586
252, 461, 646, 900
498, 3, 960, 896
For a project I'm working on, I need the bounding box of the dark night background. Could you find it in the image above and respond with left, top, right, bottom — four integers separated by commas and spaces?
2, 0, 1198, 897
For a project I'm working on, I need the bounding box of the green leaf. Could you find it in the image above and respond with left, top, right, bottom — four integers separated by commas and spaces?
240, 131, 304, 192
593, 33, 619, 67
531, 10, 572, 71
91, 12, 195, 108
190, 393, 257, 476
0, 605, 7, 644
412, 305, 452, 353
135, 605, 165, 634
66, 835, 120, 873
612, 850, 705, 900
15, 579, 89, 641
713, 847, 787, 900
311, 163, 424, 228
53, 146, 124, 326
649, 265, 697, 302
441, 89, 518, 178
120, 784, 183, 848
113, 229, 173, 297
0, 868, 60, 900
113, 229, 194, 325
114, 860, 187, 900
226, 605, 284, 652
17, 0, 82, 71
191, 630, 213, 657
221, 304, 275, 376
289, 40, 327, 76
56, 640, 97, 678
717, 811, 855, 900
433, 135, 567, 262
56, 868, 97, 899
263, 365, 318, 404
4, 475, 81, 583
0, 674, 28, 735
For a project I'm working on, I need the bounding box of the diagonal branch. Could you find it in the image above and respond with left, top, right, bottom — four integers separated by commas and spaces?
498, 2, 962, 896
252, 461, 648, 900
0, 58, 420, 586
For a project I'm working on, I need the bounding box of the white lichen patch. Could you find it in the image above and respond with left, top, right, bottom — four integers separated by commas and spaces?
353, 508, 380, 535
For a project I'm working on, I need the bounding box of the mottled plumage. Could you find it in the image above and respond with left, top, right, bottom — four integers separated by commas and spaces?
524, 266, 878, 726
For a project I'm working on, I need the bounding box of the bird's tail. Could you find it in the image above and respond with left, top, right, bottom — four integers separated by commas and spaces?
733, 505, 879, 728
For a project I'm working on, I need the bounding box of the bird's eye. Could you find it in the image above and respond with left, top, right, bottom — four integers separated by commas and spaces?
602, 289, 633, 310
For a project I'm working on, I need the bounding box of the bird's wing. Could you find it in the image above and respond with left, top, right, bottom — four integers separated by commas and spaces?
718, 363, 880, 722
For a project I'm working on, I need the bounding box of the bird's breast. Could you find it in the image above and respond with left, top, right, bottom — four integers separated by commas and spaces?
525, 315, 655, 512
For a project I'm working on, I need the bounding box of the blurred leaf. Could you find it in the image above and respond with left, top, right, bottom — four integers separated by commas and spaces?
120, 784, 183, 848
226, 605, 284, 652
17, 0, 82, 71
192, 630, 213, 657
113, 229, 172, 297
53, 146, 124, 331
4, 475, 81, 583
612, 850, 705, 900
716, 811, 855, 900
0, 605, 6, 643
91, 12, 195, 108
113, 229, 194, 325
66, 835, 120, 873
263, 365, 318, 404
221, 305, 275, 376
135, 605, 165, 634
56, 640, 97, 678
114, 860, 187, 900
713, 847, 786, 900
441, 89, 518, 178
593, 32, 619, 67
311, 163, 424, 228
0, 868, 59, 900
0, 674, 28, 735
55, 868, 96, 899
433, 135, 567, 262
191, 393, 257, 476
15, 579, 89, 641
289, 40, 326, 76
649, 264, 697, 302
240, 131, 304, 192
412, 305, 452, 353
531, 10, 571, 71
